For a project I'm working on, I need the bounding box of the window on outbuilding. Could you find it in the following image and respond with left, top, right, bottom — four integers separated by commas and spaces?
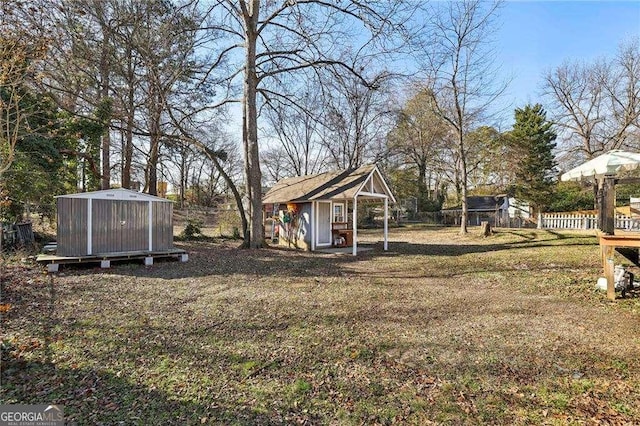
333, 203, 345, 223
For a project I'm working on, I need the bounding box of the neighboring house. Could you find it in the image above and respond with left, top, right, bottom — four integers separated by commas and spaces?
506, 197, 531, 222
262, 164, 396, 255
630, 197, 640, 218
442, 195, 531, 227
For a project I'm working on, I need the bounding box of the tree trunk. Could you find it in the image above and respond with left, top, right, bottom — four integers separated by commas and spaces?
147, 83, 161, 196
123, 116, 134, 189
148, 141, 159, 196
100, 132, 110, 190
242, 0, 264, 248
122, 50, 135, 189
209, 154, 249, 243
179, 147, 186, 208
453, 163, 462, 204
480, 221, 491, 237
99, 27, 111, 190
458, 131, 468, 234
417, 162, 428, 212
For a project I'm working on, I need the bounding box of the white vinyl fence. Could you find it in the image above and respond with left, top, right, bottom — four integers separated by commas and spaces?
540, 213, 639, 230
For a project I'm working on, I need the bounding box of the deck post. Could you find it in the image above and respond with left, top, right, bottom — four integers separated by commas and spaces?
602, 244, 616, 300
311, 202, 316, 251
602, 175, 616, 235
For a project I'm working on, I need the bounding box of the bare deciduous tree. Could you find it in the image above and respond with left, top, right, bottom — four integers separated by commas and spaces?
31, 0, 217, 194
202, 0, 414, 248
544, 38, 640, 160
387, 86, 448, 210
260, 146, 287, 184
319, 69, 394, 170
421, 0, 505, 233
262, 81, 327, 178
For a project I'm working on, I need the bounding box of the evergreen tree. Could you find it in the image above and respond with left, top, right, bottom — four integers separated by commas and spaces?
509, 104, 557, 213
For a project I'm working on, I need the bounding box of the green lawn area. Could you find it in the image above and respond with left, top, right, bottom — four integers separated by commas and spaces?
2, 226, 639, 424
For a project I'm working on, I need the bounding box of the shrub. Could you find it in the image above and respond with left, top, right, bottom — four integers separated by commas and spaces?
547, 182, 594, 212
181, 219, 203, 239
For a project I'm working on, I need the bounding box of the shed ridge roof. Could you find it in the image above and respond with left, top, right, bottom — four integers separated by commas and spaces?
263, 163, 392, 204
56, 187, 173, 202
292, 168, 355, 202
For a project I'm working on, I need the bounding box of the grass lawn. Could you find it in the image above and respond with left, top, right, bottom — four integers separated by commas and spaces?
1, 226, 639, 424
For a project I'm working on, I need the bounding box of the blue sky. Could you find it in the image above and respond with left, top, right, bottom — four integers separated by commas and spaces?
495, 0, 640, 126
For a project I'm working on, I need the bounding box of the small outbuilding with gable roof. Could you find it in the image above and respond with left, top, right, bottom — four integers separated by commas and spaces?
262, 164, 396, 255
55, 188, 175, 257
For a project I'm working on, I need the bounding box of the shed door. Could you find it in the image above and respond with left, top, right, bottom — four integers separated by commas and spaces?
121, 201, 149, 252
316, 201, 332, 246
92, 200, 149, 254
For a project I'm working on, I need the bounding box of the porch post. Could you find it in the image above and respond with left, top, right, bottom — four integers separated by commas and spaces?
311, 201, 316, 251
384, 197, 388, 251
352, 197, 358, 256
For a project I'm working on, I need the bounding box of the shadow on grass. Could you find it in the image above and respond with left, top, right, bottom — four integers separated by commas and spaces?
51, 241, 364, 280
13, 278, 635, 424
1, 356, 299, 424
4, 241, 639, 424
0, 273, 313, 425
43, 229, 598, 280
382, 239, 596, 258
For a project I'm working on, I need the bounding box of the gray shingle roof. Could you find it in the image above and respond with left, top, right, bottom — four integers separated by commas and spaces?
263, 164, 390, 204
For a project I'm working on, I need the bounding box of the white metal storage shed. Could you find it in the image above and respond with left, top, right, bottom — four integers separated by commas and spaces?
56, 188, 174, 257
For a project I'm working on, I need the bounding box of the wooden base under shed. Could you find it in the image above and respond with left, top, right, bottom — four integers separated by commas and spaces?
36, 248, 188, 272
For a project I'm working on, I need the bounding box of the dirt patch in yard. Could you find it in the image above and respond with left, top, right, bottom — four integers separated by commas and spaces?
1, 226, 639, 424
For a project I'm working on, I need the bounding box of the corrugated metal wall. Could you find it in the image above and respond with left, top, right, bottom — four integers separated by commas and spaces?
91, 199, 122, 253
57, 198, 88, 256
152, 202, 173, 250
91, 200, 149, 254
57, 194, 174, 256
120, 200, 149, 252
